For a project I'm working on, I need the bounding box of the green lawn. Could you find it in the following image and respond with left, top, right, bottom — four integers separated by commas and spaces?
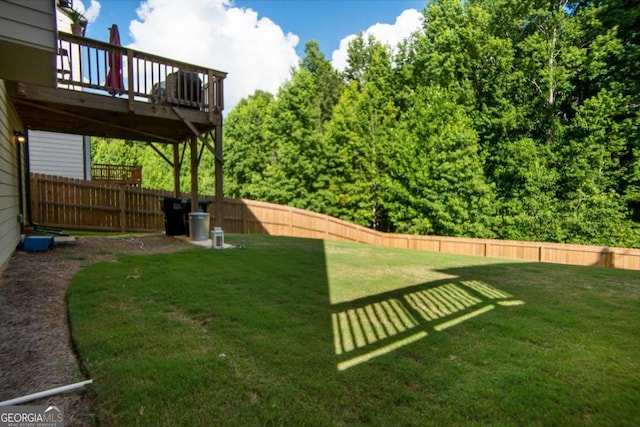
67, 234, 640, 426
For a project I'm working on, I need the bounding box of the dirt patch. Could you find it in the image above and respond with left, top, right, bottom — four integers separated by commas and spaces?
0, 234, 193, 426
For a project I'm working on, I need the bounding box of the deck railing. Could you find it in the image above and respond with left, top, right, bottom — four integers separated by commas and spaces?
91, 164, 142, 186
56, 32, 226, 119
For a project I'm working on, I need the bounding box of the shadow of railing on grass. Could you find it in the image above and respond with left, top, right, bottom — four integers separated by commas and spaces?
330, 273, 525, 371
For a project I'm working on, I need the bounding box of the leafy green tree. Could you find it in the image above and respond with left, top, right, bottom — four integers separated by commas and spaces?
260, 67, 328, 210
389, 86, 496, 237
301, 41, 344, 127
224, 90, 276, 199
560, 89, 632, 245
224, 42, 345, 212
325, 36, 399, 230
490, 137, 564, 241
592, 0, 640, 228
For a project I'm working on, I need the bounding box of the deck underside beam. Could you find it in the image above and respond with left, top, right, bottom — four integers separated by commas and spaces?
7, 82, 221, 143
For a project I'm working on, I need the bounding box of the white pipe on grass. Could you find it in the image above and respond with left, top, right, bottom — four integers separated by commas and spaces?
0, 379, 93, 406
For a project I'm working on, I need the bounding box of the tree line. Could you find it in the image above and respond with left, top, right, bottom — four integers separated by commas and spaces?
93, 0, 640, 248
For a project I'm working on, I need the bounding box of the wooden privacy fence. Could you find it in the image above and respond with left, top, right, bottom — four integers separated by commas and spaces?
30, 173, 170, 232
226, 199, 640, 271
30, 173, 640, 271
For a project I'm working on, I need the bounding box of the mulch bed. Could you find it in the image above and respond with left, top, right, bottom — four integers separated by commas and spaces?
0, 234, 193, 426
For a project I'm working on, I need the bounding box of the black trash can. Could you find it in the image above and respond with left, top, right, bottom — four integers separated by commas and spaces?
160, 197, 188, 236
182, 198, 211, 213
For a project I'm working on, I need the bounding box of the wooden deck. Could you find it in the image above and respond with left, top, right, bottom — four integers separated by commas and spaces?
7, 32, 226, 143
92, 164, 142, 186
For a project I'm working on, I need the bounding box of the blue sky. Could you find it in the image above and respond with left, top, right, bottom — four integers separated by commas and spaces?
232, 0, 426, 55
73, 0, 427, 110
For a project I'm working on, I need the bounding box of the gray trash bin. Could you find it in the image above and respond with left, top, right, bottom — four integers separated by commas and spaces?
188, 212, 210, 241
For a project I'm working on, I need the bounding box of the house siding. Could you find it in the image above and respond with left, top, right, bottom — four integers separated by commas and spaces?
29, 131, 85, 179
0, 0, 56, 50
0, 0, 57, 87
0, 79, 23, 270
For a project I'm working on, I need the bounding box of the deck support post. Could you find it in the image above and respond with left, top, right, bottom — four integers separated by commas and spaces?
171, 106, 222, 225
190, 136, 198, 213
173, 142, 180, 197
214, 124, 223, 228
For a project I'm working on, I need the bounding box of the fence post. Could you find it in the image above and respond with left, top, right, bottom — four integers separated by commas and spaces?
325, 217, 329, 239
30, 174, 39, 225
119, 187, 126, 232
242, 201, 247, 233
603, 249, 615, 268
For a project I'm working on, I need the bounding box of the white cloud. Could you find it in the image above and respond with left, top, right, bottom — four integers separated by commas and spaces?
73, 0, 101, 23
127, 0, 300, 111
331, 9, 423, 71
